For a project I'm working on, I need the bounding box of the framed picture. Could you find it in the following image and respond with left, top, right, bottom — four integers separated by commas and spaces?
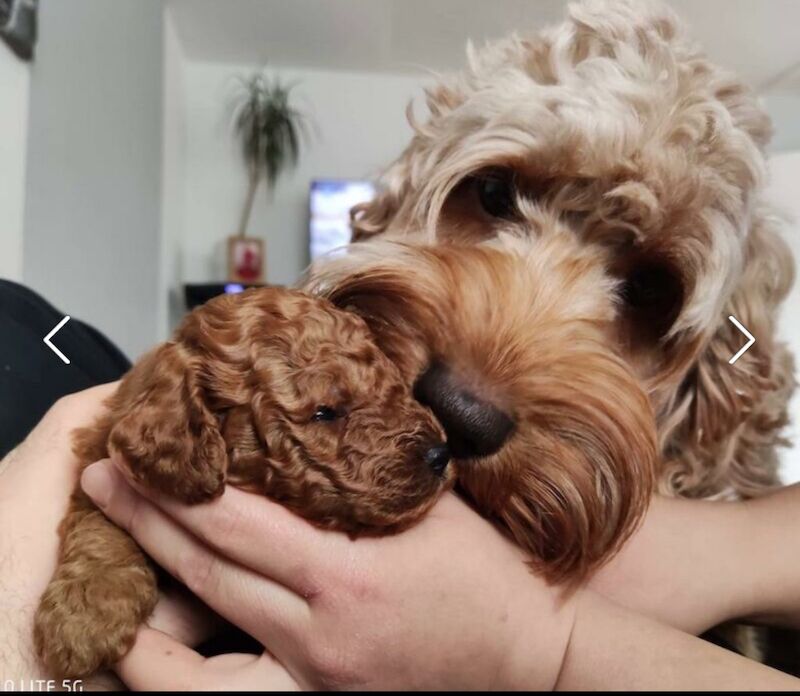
227, 236, 264, 283
0, 0, 37, 61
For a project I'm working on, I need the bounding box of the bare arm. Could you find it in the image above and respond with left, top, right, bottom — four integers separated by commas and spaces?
557, 590, 798, 691
590, 485, 800, 636
739, 483, 800, 629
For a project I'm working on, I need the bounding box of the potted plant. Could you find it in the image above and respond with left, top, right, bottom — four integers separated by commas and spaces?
229, 70, 307, 283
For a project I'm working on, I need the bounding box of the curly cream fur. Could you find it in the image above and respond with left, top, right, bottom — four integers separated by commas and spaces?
345, 0, 795, 501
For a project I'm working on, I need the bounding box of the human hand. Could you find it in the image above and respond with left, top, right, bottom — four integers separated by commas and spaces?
79, 454, 800, 691
80, 458, 578, 691
0, 384, 213, 689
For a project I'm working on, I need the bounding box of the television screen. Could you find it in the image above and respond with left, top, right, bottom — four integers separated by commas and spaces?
309, 179, 376, 261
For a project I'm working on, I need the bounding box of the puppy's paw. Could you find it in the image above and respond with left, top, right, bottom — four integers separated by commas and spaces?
34, 564, 158, 679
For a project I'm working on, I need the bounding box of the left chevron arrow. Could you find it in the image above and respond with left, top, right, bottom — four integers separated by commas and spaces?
44, 315, 71, 365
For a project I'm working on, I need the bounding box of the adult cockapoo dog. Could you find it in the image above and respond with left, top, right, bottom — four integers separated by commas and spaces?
35, 288, 452, 678
337, 0, 795, 502
308, 0, 796, 663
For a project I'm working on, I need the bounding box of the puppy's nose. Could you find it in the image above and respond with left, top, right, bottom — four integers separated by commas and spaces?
414, 362, 514, 460
424, 444, 451, 476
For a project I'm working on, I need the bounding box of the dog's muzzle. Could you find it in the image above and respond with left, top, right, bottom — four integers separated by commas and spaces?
414, 362, 514, 460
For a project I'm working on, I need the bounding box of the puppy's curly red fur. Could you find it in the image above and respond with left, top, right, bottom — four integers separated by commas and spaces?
35, 288, 449, 679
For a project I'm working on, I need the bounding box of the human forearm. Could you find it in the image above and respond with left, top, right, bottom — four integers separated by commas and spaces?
556, 590, 800, 691
739, 482, 800, 629
83, 454, 800, 691
592, 485, 800, 635
589, 495, 754, 634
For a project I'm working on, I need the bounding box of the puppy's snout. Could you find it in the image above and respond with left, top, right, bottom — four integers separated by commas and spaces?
414, 362, 514, 460
423, 444, 451, 476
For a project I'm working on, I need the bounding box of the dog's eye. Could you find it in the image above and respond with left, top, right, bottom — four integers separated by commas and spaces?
623, 264, 680, 309
476, 171, 517, 219
311, 406, 339, 423
622, 261, 683, 338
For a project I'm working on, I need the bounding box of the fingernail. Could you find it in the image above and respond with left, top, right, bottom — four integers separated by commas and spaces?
81, 460, 113, 508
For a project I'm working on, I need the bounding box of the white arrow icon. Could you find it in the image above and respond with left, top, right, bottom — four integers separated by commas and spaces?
728, 315, 755, 365
44, 315, 71, 365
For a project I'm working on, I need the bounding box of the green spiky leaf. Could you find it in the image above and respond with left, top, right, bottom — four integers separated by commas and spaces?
231, 70, 308, 192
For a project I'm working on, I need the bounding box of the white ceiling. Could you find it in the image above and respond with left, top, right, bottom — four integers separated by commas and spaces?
168, 0, 800, 93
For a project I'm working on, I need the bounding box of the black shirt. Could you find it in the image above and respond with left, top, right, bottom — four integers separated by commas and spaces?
0, 279, 130, 458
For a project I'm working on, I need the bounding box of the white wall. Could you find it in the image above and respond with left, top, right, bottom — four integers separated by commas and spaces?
22, 0, 164, 360
0, 43, 29, 282
176, 61, 428, 294
768, 151, 800, 483
160, 6, 188, 341
765, 93, 800, 153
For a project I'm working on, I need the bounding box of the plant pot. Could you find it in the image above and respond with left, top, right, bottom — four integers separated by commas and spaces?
227, 235, 265, 283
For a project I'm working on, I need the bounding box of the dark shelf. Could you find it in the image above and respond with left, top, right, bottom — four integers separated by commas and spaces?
183, 282, 271, 310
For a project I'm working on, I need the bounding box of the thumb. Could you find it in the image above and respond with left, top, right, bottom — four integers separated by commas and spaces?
116, 627, 301, 691
115, 628, 206, 691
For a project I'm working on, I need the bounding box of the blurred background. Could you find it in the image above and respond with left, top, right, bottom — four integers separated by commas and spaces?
2, 0, 800, 477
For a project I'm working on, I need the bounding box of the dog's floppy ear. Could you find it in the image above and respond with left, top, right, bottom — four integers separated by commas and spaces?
489, 360, 657, 586
661, 210, 795, 497
108, 342, 227, 503
439, 325, 658, 585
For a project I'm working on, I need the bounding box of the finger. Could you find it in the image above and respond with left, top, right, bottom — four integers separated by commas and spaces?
107, 454, 344, 596
118, 628, 301, 692
82, 461, 311, 645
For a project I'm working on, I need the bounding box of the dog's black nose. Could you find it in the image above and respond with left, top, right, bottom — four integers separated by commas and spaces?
414, 362, 514, 460
424, 444, 451, 475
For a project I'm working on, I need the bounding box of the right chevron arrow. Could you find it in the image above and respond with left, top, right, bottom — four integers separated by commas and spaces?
728, 315, 755, 365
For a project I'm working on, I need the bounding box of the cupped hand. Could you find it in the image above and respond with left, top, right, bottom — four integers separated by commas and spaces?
0, 384, 213, 689
81, 458, 578, 691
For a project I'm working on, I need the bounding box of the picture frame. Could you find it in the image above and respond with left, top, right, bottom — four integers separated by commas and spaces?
227, 236, 264, 283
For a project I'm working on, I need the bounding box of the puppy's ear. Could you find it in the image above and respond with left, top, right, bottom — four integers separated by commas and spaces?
661, 211, 795, 497
108, 342, 227, 503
